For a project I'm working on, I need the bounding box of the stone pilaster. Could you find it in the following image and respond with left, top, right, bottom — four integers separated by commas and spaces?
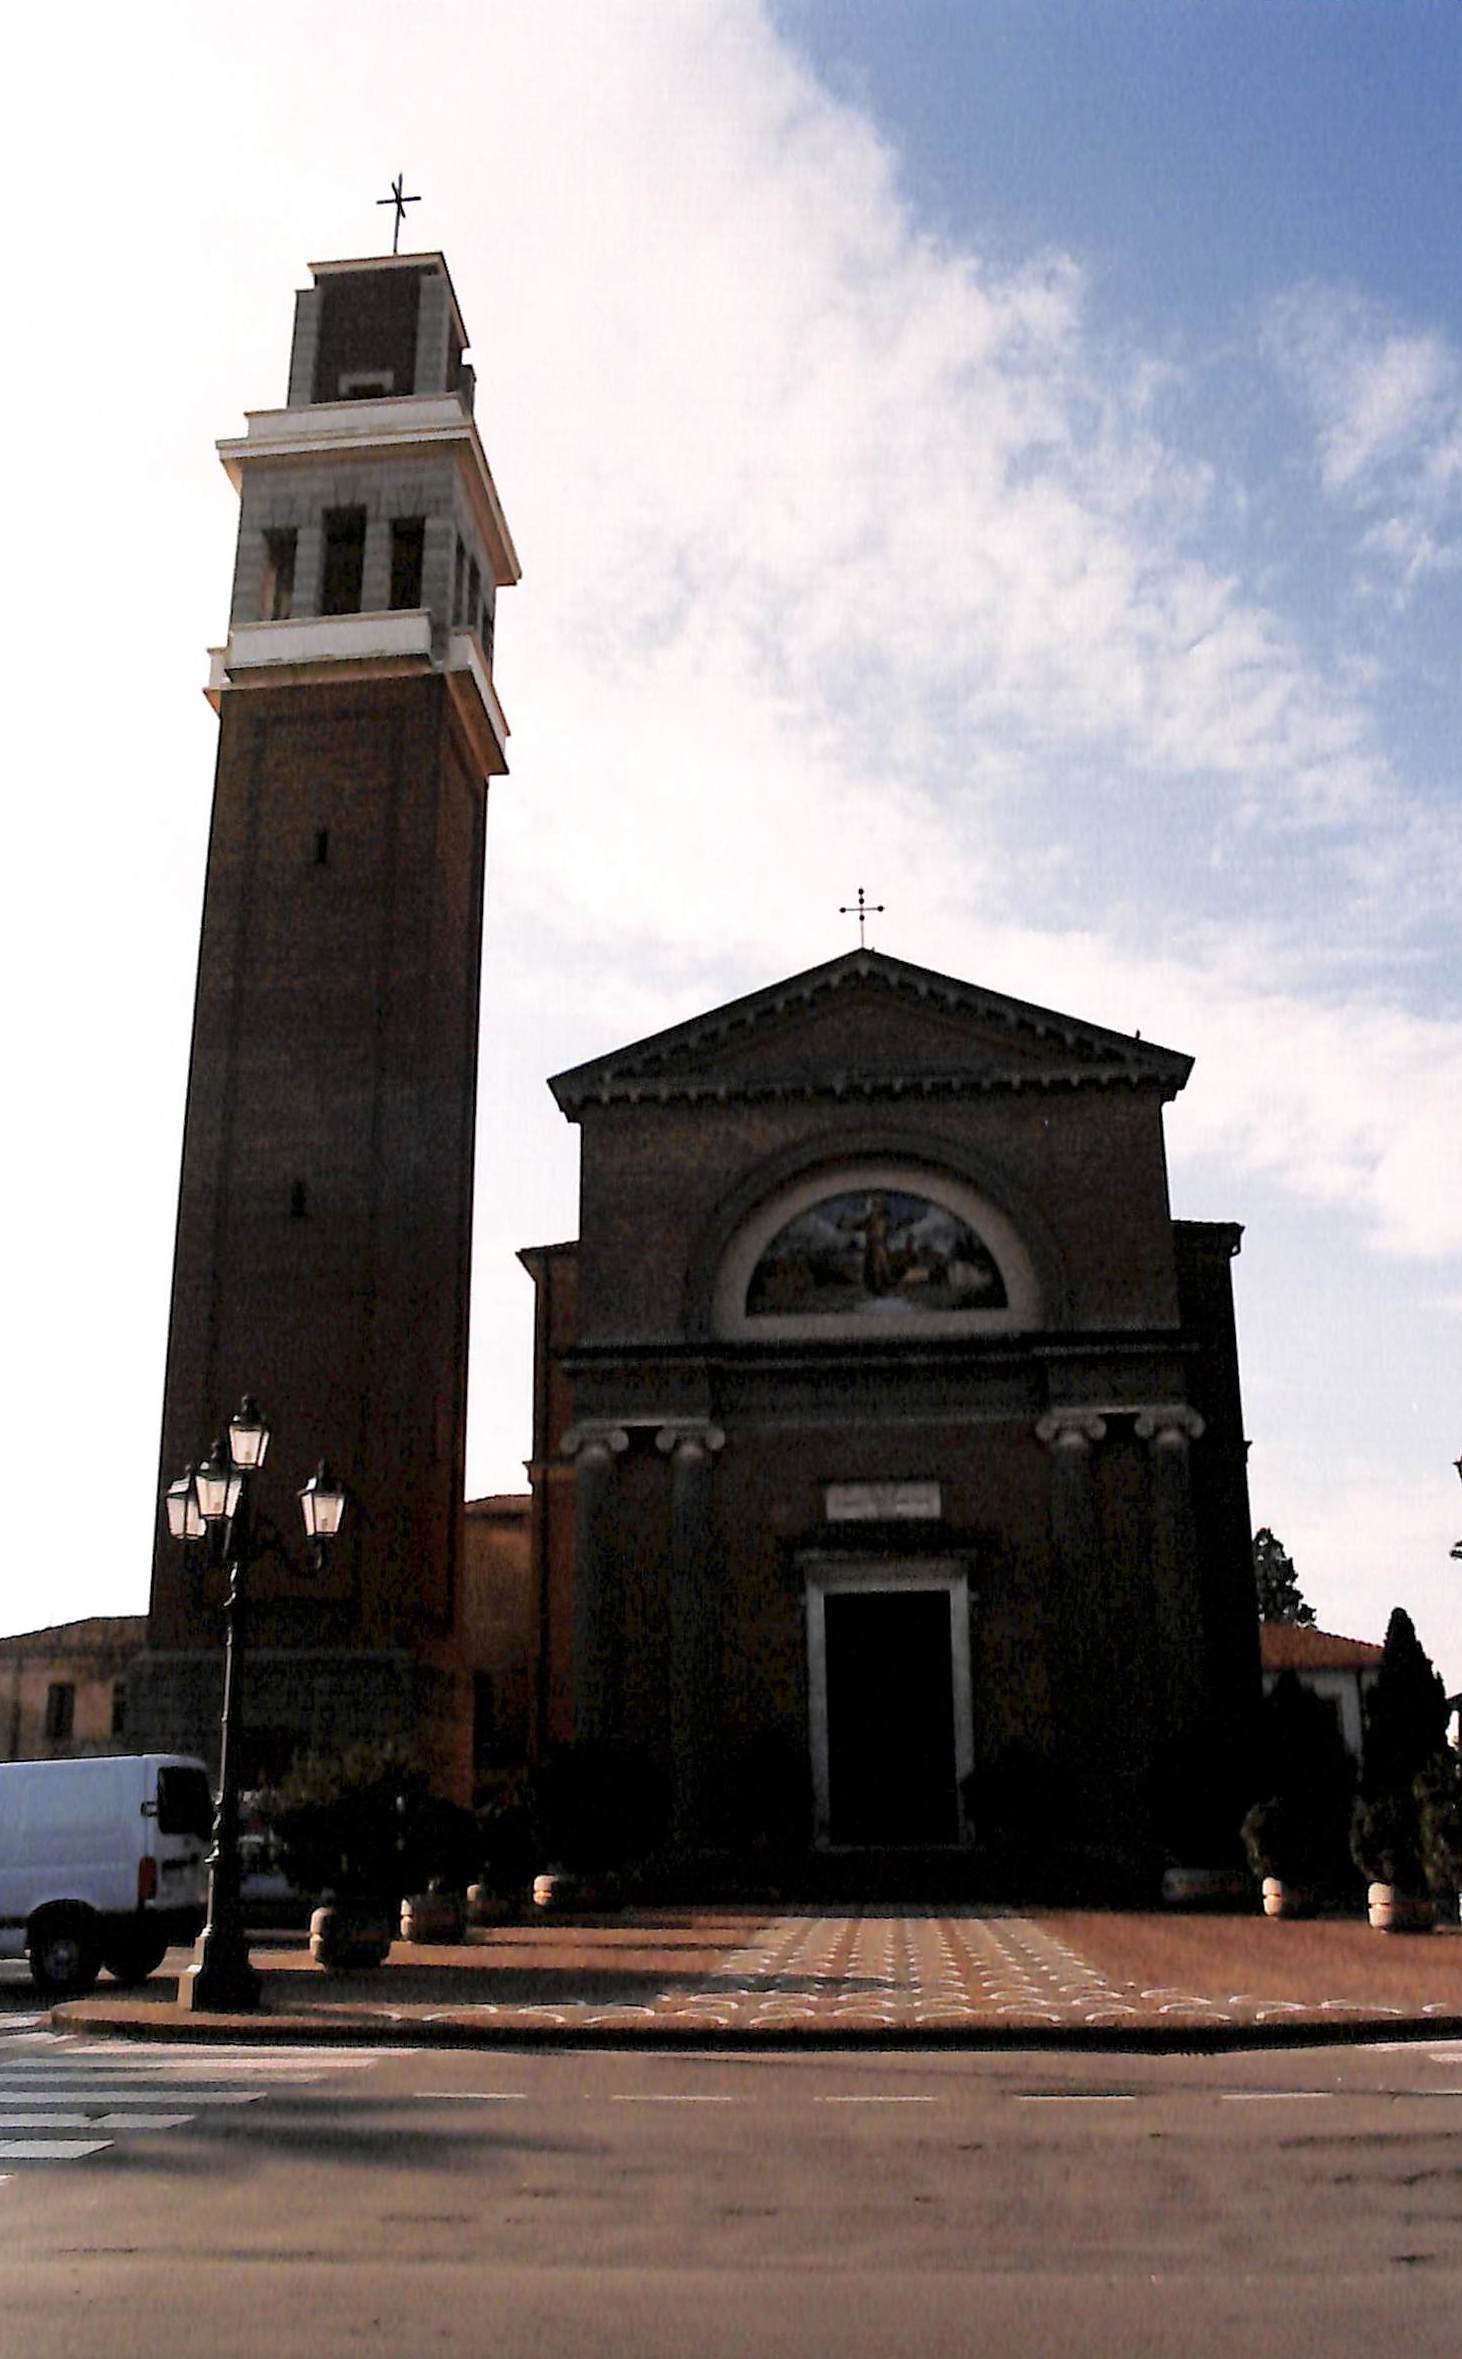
1036, 1409, 1109, 1800
562, 1424, 629, 1745
656, 1422, 726, 1847
1135, 1404, 1207, 1724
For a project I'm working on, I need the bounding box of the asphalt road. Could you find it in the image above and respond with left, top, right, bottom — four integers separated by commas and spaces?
2, 2003, 1460, 2354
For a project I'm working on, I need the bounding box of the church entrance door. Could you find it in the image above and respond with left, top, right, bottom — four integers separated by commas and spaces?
804, 1561, 973, 1848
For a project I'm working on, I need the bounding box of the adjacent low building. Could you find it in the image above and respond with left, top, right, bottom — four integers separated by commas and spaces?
1259, 1622, 1384, 1763
0, 1619, 147, 1762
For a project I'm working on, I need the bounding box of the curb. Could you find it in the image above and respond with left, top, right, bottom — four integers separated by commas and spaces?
51, 2002, 1462, 2056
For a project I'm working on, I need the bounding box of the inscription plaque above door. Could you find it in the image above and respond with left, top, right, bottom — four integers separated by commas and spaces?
825, 1480, 942, 1522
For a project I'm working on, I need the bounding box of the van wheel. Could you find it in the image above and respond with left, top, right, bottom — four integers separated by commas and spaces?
28, 1910, 102, 1998
102, 1932, 171, 1985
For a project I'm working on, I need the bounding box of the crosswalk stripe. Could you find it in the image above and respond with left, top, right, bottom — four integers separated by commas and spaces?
44, 2043, 388, 2065
0, 2114, 111, 2129
94, 2114, 193, 2131
0, 2039, 387, 2176
0, 2086, 266, 2105
0, 2057, 322, 2076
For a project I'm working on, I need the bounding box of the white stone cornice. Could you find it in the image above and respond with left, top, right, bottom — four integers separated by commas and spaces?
225, 611, 433, 672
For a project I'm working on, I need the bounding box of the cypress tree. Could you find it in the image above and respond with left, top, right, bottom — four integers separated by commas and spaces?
1361, 1607, 1448, 1800
1253, 1527, 1317, 1626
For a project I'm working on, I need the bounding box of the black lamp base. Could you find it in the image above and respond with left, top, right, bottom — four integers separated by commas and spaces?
178, 1931, 262, 2014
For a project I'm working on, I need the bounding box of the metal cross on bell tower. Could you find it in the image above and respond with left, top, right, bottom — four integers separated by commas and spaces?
377, 173, 421, 254
839, 886, 885, 950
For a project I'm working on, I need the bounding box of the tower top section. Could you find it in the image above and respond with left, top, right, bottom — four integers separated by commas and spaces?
208, 252, 520, 780
288, 252, 475, 412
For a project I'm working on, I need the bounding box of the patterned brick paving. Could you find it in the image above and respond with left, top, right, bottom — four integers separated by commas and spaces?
49, 1904, 1462, 2040
310, 1907, 1460, 2035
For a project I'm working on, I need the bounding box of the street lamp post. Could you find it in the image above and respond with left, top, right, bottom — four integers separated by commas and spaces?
164, 1398, 346, 2013
1451, 1452, 1461, 1563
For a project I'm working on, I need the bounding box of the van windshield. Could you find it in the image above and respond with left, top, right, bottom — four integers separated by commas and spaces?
156, 1765, 214, 1841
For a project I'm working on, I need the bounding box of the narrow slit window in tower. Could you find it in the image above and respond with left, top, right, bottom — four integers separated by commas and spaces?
320, 506, 367, 615
260, 528, 297, 622
389, 518, 425, 610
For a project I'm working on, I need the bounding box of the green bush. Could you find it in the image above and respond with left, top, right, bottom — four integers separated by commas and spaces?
1416, 1751, 1462, 1902
1241, 1673, 1357, 1896
259, 1745, 419, 1906
1242, 1797, 1309, 1886
1351, 1790, 1426, 1894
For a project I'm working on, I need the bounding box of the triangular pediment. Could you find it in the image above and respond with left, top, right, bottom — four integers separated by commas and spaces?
549, 950, 1191, 1115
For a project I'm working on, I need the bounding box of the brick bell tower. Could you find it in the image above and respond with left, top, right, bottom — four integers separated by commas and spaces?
135, 253, 519, 1794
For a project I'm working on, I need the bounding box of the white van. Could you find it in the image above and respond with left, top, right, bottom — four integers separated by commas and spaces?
0, 1754, 212, 1996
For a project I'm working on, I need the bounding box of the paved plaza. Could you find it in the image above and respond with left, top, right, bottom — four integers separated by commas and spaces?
45, 1902, 1462, 2047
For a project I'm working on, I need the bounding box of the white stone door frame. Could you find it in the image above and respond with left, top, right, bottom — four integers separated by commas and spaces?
802, 1556, 974, 1849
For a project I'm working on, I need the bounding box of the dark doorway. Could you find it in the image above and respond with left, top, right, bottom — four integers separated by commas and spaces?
824, 1588, 957, 1845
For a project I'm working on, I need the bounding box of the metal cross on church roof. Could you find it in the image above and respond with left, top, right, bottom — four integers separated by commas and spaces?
377, 173, 421, 254
839, 886, 885, 949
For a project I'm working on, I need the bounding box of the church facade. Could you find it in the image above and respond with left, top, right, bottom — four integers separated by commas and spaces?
523, 949, 1260, 1864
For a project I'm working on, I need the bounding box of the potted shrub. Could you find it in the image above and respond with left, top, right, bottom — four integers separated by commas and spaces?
400, 1875, 465, 1945
1241, 1797, 1316, 1918
1241, 1672, 1358, 1918
260, 1741, 413, 1969
467, 1774, 537, 1925
396, 1791, 478, 1942
1351, 1608, 1451, 1932
1416, 1751, 1462, 1925
1352, 1792, 1434, 1932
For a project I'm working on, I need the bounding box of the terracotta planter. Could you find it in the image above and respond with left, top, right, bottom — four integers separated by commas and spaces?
309, 1903, 392, 1969
1366, 1882, 1436, 1933
1261, 1876, 1312, 1920
533, 1869, 625, 1915
400, 1891, 465, 1944
532, 1869, 583, 1913
465, 1884, 515, 1927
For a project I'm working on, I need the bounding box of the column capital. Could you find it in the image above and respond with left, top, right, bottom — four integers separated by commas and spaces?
561, 1422, 630, 1460
1036, 1409, 1107, 1453
655, 1421, 726, 1462
1135, 1404, 1205, 1451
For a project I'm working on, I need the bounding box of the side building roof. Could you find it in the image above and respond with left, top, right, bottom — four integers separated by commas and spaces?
1260, 1624, 1383, 1673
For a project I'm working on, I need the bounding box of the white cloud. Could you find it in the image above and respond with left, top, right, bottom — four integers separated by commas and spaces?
1267, 282, 1462, 592
469, 14, 1393, 853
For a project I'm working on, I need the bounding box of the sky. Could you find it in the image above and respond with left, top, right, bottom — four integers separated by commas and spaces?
3, 1, 1458, 1684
